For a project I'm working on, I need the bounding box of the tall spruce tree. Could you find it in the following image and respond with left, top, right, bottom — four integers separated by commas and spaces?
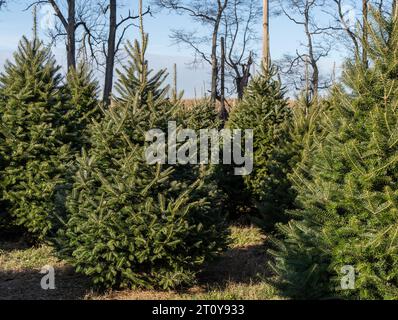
269, 8, 398, 299
226, 67, 294, 227
0, 36, 70, 241
56, 35, 227, 290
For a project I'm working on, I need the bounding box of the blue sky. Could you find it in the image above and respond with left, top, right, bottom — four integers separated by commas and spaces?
0, 0, 349, 98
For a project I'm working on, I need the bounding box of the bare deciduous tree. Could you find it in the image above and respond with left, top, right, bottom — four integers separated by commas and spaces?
327, 1, 393, 68
156, 0, 260, 102
220, 36, 227, 120
101, 1, 151, 105
27, 0, 80, 70
154, 0, 229, 103
275, 0, 336, 101
327, 0, 360, 56
326, 1, 389, 66
28, 1, 149, 104
263, 0, 270, 70
222, 0, 261, 100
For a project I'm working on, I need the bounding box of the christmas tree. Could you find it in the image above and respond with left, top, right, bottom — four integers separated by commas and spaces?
288, 93, 330, 194
269, 8, 398, 299
0, 80, 8, 231
63, 64, 100, 151
0, 36, 70, 241
172, 98, 229, 235
56, 35, 227, 290
226, 67, 294, 227
114, 37, 168, 106
179, 99, 222, 130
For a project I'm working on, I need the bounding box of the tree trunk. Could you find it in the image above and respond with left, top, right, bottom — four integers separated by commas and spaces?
236, 77, 243, 100
67, 0, 76, 70
305, 55, 310, 110
304, 6, 318, 101
311, 60, 319, 99
362, 0, 368, 68
235, 53, 252, 100
336, 0, 360, 58
220, 37, 228, 121
210, 28, 219, 103
210, 1, 227, 103
32, 5, 38, 40
262, 0, 270, 71
103, 0, 117, 105
172, 63, 177, 102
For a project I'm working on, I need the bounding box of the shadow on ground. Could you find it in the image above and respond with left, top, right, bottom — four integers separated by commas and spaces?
0, 267, 90, 300
0, 234, 274, 300
198, 244, 271, 286
99, 242, 275, 300
0, 240, 91, 300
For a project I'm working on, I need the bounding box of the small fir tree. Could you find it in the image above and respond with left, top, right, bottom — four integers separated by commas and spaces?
226, 67, 294, 226
0, 36, 70, 241
56, 36, 227, 290
172, 98, 229, 232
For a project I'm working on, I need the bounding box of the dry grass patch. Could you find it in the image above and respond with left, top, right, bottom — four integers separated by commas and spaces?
0, 225, 279, 300
228, 225, 266, 248
181, 281, 280, 300
0, 245, 60, 271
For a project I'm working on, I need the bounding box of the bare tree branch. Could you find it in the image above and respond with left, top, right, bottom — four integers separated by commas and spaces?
276, 0, 335, 101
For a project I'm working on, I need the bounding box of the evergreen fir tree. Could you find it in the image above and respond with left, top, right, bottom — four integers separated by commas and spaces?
0, 131, 12, 232
181, 99, 222, 130
114, 37, 169, 105
63, 64, 100, 151
172, 98, 229, 233
0, 81, 8, 232
269, 8, 398, 299
56, 36, 227, 290
288, 94, 330, 191
226, 67, 294, 226
0, 36, 70, 241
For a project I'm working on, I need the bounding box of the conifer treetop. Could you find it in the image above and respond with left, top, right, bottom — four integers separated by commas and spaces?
114, 35, 169, 104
